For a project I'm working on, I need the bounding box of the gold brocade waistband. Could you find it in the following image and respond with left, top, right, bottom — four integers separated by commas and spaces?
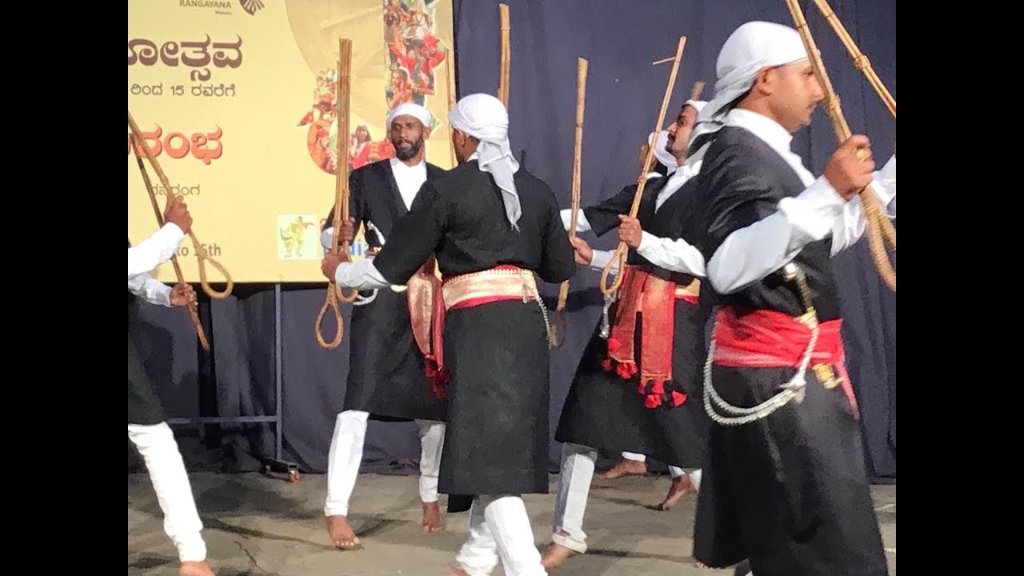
441, 267, 539, 311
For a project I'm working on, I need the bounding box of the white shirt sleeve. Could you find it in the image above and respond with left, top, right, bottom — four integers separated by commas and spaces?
707, 176, 845, 294
560, 209, 592, 233
588, 249, 619, 275
636, 232, 706, 277
881, 155, 896, 218
128, 223, 184, 279
877, 155, 896, 214
334, 259, 392, 290
321, 227, 334, 254
127, 272, 173, 307
829, 155, 897, 255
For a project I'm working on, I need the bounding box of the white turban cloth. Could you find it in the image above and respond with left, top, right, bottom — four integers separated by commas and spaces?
648, 99, 707, 171
387, 102, 433, 128
448, 93, 522, 230
688, 21, 808, 153
685, 99, 707, 114
648, 130, 677, 170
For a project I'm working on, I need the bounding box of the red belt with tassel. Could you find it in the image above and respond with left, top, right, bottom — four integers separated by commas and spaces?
602, 265, 700, 409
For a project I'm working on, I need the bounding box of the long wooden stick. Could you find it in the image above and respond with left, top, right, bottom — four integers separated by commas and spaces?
131, 134, 211, 351
599, 36, 687, 296
810, 0, 895, 118
316, 38, 355, 349
498, 3, 510, 107
446, 48, 457, 167
785, 0, 895, 290
333, 39, 359, 305
127, 112, 234, 300
556, 58, 588, 312
689, 80, 705, 102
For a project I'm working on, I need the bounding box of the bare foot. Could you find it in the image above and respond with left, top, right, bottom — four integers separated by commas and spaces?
541, 542, 580, 570
422, 501, 445, 533
657, 475, 697, 511
325, 514, 361, 549
448, 565, 471, 576
597, 458, 647, 479
179, 560, 214, 576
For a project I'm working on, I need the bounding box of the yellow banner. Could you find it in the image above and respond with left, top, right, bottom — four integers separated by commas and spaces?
128, 0, 456, 283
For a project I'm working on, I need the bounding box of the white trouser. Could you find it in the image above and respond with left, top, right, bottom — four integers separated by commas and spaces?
620, 451, 646, 462
681, 468, 702, 490
415, 419, 445, 503
455, 495, 547, 576
551, 442, 596, 552
324, 410, 445, 516
620, 452, 701, 488
555, 444, 704, 552
128, 423, 207, 562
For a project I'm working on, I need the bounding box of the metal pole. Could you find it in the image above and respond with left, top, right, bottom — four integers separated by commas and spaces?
275, 283, 283, 461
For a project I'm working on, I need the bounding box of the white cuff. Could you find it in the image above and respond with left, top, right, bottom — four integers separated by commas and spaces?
152, 282, 173, 307
334, 259, 392, 290
588, 249, 614, 272
778, 176, 846, 241
560, 209, 592, 233
159, 222, 185, 246
874, 155, 897, 209
637, 231, 658, 253
321, 227, 334, 253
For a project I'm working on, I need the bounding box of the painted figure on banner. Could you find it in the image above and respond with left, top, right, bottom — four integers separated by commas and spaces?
297, 0, 448, 176
385, 0, 446, 105
298, 68, 397, 175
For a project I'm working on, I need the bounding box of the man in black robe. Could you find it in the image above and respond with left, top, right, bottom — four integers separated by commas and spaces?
322, 93, 575, 576
688, 21, 896, 576
541, 101, 712, 569
318, 102, 466, 548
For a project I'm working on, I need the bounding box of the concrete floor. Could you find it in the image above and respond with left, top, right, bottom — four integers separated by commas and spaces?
128, 471, 896, 576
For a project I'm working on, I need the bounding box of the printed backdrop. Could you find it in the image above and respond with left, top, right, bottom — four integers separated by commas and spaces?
128, 0, 456, 282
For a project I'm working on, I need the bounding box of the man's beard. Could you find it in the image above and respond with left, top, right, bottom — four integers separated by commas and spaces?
665, 138, 686, 162
394, 137, 424, 161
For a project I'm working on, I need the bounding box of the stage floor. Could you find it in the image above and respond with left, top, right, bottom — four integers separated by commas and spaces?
129, 471, 896, 575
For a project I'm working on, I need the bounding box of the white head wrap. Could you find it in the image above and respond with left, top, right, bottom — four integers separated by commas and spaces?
387, 102, 433, 128
648, 130, 677, 170
647, 98, 708, 172
685, 99, 707, 114
688, 21, 808, 153
448, 94, 522, 230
